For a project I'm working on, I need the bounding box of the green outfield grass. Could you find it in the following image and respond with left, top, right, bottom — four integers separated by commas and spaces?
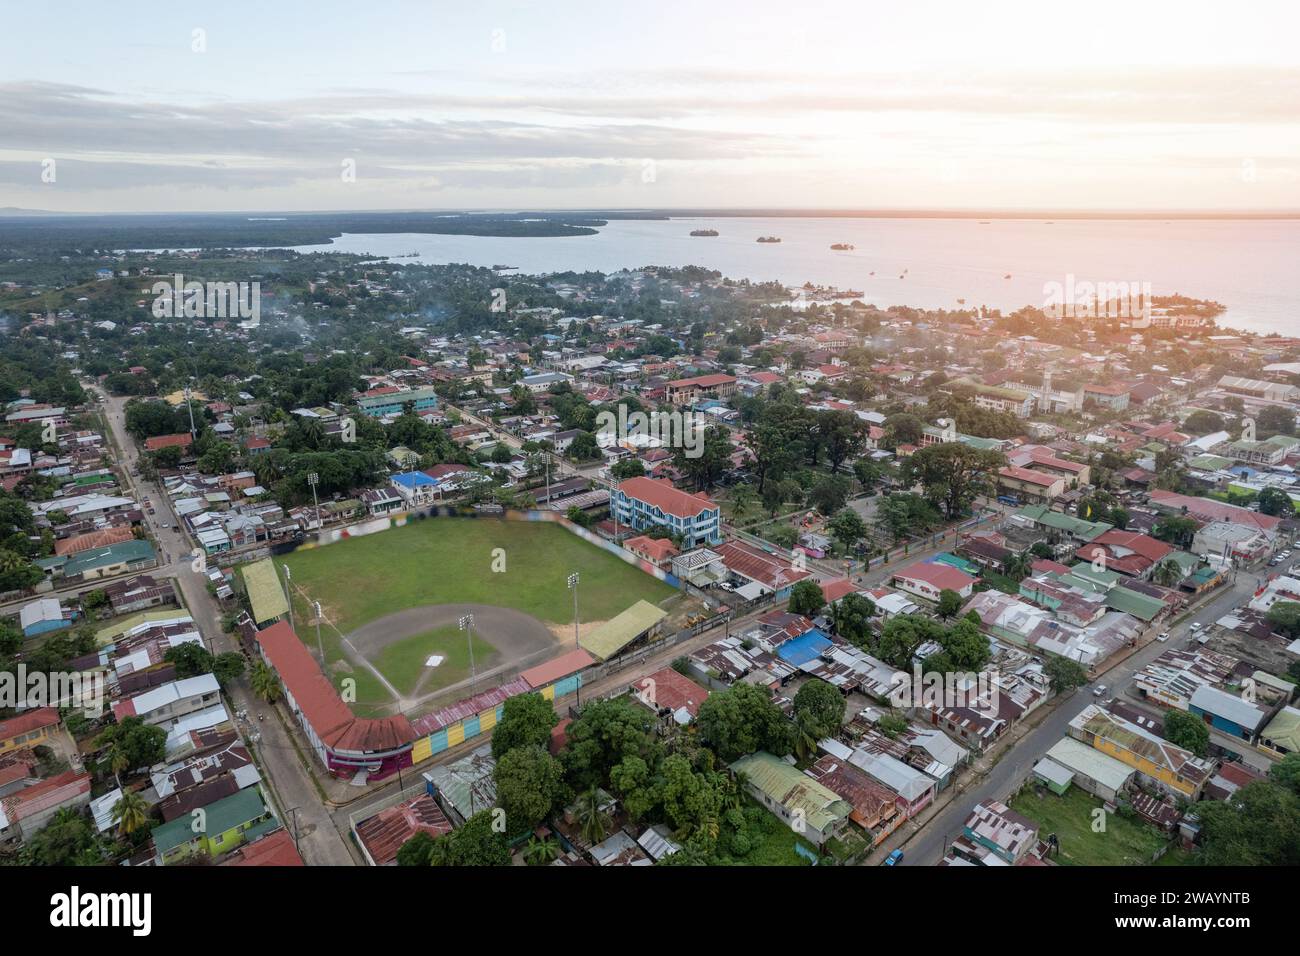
276, 517, 677, 632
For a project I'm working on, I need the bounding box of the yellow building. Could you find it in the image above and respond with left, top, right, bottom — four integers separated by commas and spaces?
1068, 704, 1211, 798
0, 708, 61, 755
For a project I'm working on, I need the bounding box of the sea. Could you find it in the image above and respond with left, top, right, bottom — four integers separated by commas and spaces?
290, 216, 1300, 336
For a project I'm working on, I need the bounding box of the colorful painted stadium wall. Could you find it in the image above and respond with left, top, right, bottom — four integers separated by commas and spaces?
408, 659, 588, 763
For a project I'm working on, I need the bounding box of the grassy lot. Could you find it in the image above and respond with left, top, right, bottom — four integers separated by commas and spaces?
277, 518, 677, 633
1010, 786, 1170, 866
713, 798, 817, 866
374, 626, 498, 698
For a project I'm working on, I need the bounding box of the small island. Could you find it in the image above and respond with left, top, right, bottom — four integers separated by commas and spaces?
756, 236, 782, 243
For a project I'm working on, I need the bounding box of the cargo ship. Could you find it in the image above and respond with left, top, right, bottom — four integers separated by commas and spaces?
689, 228, 719, 237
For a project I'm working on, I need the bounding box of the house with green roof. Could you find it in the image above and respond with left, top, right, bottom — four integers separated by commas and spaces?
1013, 505, 1112, 543
1260, 706, 1300, 758
1061, 563, 1123, 593
730, 751, 851, 847
1104, 586, 1167, 623
151, 786, 273, 865
1186, 453, 1233, 472
62, 540, 156, 581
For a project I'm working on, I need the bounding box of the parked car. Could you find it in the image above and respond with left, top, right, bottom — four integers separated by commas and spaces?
1092, 685, 1108, 697
1189, 622, 1202, 631
884, 849, 904, 866
1157, 632, 1170, 642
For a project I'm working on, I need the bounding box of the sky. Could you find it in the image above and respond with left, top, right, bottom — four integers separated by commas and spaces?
1, 0, 1298, 213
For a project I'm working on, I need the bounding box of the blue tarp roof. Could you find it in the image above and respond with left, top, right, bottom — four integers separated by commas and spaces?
392, 471, 439, 488
777, 628, 832, 667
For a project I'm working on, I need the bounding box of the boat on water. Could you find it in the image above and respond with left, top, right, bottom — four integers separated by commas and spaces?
492, 264, 518, 270
830, 243, 855, 251
756, 236, 781, 243
689, 229, 719, 237
1004, 273, 1012, 279
956, 298, 966, 305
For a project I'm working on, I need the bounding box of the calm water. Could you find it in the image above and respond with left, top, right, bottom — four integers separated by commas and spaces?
293, 217, 1300, 336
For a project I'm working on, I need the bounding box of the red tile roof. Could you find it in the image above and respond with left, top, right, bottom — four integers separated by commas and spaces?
894, 561, 977, 591
143, 432, 193, 452
0, 707, 60, 743
624, 534, 680, 562
666, 373, 737, 389
999, 466, 1062, 487
54, 525, 135, 556
617, 477, 717, 519
520, 649, 595, 691
220, 828, 305, 867
715, 539, 812, 591
819, 578, 861, 604
256, 622, 414, 754
631, 667, 710, 719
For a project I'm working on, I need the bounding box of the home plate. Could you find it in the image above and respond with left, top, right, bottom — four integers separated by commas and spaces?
425, 655, 445, 667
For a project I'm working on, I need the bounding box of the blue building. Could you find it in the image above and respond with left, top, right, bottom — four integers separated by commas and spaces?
612, 477, 721, 549
1188, 684, 1270, 741
19, 598, 77, 638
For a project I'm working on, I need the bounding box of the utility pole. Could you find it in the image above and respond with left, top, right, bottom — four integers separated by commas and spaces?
287, 806, 301, 855
459, 613, 477, 695
307, 472, 320, 530
183, 385, 197, 438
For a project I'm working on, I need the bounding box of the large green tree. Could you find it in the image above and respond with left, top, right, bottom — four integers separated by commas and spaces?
491, 692, 559, 759
792, 678, 846, 740
695, 683, 793, 763
901, 443, 1006, 519
493, 745, 567, 831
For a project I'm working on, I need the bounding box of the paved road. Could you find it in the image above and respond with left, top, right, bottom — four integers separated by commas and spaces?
897, 572, 1263, 866
92, 387, 357, 865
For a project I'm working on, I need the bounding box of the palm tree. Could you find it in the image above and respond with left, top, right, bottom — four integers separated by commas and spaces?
522, 835, 562, 866
731, 486, 755, 524
111, 789, 150, 837
107, 743, 130, 786
250, 660, 281, 703
1003, 551, 1032, 581
575, 788, 610, 845
792, 714, 820, 762
728, 770, 751, 812
1153, 559, 1183, 587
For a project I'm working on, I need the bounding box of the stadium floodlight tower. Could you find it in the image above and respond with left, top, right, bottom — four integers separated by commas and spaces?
282, 565, 294, 631
312, 601, 325, 664
567, 572, 582, 706
307, 472, 320, 529
458, 613, 478, 695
